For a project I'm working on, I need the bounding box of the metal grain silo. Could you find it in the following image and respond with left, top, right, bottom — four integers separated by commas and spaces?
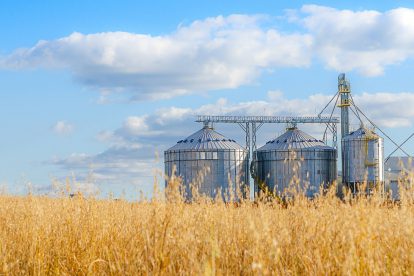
253, 127, 337, 198
342, 126, 384, 192
164, 124, 249, 201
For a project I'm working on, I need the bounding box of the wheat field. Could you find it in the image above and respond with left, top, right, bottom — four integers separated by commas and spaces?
1, 179, 414, 275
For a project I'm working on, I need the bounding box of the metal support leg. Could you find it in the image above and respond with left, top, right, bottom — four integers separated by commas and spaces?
251, 122, 258, 194
252, 122, 257, 156
333, 123, 337, 150
238, 123, 251, 192
245, 123, 250, 154
247, 123, 252, 194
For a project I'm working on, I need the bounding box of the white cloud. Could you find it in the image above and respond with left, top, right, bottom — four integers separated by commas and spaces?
51, 91, 329, 194
118, 116, 164, 137
2, 7, 414, 98
75, 91, 414, 148
300, 5, 414, 76
51, 91, 414, 194
352, 92, 414, 128
0, 15, 312, 100
50, 144, 163, 198
33, 172, 100, 197
2, 6, 414, 97
52, 121, 74, 135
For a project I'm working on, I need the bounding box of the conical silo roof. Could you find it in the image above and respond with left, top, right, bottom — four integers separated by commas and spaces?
257, 127, 331, 151
167, 126, 245, 151
343, 126, 380, 139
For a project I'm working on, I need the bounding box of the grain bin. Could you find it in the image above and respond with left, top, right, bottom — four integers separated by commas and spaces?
253, 127, 337, 198
342, 126, 384, 192
164, 124, 249, 200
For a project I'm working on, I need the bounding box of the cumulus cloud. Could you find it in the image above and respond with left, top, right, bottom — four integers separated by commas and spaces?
50, 143, 163, 198
94, 91, 414, 144
51, 92, 329, 195
299, 5, 414, 76
109, 91, 414, 144
352, 92, 414, 128
52, 121, 74, 135
0, 15, 312, 100
34, 178, 99, 197
117, 116, 164, 137
51, 91, 414, 193
2, 6, 414, 99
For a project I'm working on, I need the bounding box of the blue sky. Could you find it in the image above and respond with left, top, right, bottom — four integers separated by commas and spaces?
1, 0, 414, 198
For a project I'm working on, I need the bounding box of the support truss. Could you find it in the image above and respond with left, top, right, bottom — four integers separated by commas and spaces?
196, 115, 339, 190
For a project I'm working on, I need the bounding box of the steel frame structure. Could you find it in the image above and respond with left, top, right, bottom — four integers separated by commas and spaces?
196, 115, 339, 186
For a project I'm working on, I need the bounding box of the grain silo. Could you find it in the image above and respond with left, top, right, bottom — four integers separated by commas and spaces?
164, 123, 249, 201
342, 126, 384, 192
253, 127, 337, 198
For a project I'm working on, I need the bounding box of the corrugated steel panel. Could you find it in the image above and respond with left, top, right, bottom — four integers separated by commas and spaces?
167, 126, 245, 151
164, 126, 248, 201
254, 127, 337, 198
341, 126, 384, 187
258, 128, 332, 150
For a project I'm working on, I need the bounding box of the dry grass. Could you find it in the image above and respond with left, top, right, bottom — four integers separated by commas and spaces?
1, 179, 414, 275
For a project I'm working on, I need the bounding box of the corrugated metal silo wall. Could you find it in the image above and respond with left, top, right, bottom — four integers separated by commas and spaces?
164, 149, 249, 201
341, 136, 384, 186
255, 148, 337, 197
